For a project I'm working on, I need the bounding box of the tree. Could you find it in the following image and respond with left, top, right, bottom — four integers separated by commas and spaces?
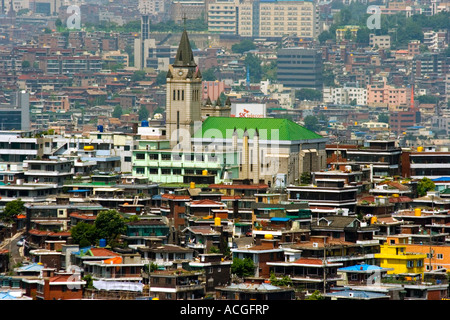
378, 113, 389, 124
202, 68, 217, 81
303, 115, 320, 132
318, 30, 334, 44
70, 222, 97, 247
138, 105, 150, 121
417, 177, 435, 197
21, 60, 30, 68
0, 199, 24, 224
244, 53, 263, 83
94, 209, 126, 245
112, 105, 123, 118
155, 71, 167, 86
300, 172, 311, 185
307, 290, 325, 300
231, 257, 255, 278
269, 272, 293, 287
231, 39, 256, 54
131, 70, 147, 82
295, 88, 322, 101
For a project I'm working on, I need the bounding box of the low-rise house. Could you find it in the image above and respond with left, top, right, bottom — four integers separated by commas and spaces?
215, 278, 295, 300
123, 218, 171, 246
138, 243, 194, 270
231, 238, 284, 278
83, 253, 145, 283
374, 243, 427, 276
310, 215, 380, 244
35, 268, 86, 300
149, 269, 205, 300
189, 253, 232, 294
337, 263, 394, 287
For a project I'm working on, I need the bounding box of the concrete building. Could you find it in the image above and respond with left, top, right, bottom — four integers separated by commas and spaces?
207, 0, 238, 34
0, 91, 30, 131
236, 0, 317, 38
277, 47, 322, 90
369, 34, 391, 49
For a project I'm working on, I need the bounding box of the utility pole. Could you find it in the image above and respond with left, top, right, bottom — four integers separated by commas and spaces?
323, 237, 327, 295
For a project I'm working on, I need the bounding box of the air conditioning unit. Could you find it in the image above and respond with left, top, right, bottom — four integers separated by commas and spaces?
349, 292, 354, 297
313, 242, 319, 248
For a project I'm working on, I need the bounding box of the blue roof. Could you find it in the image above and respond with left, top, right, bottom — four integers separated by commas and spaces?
270, 217, 291, 222
338, 264, 386, 272
16, 263, 44, 272
432, 177, 450, 182
68, 189, 90, 192
326, 289, 388, 300
0, 292, 17, 300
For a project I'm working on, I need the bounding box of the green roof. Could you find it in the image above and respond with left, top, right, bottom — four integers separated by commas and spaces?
194, 117, 323, 141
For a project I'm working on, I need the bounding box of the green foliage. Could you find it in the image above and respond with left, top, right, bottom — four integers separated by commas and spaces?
306, 290, 325, 300
138, 105, 150, 121
262, 61, 277, 81
231, 257, 255, 278
417, 177, 436, 197
131, 70, 147, 82
83, 274, 94, 288
300, 172, 312, 185
156, 71, 167, 86
231, 39, 256, 54
296, 88, 322, 101
269, 272, 293, 287
202, 68, 217, 81
244, 53, 263, 83
303, 115, 320, 132
0, 199, 25, 224
70, 222, 97, 247
416, 95, 439, 104
94, 209, 126, 246
112, 105, 123, 118
378, 113, 389, 124
209, 246, 221, 254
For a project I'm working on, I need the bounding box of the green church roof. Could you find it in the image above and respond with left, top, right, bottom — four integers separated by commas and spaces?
194, 117, 324, 141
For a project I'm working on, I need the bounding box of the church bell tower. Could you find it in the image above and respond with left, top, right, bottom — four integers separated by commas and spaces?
165, 29, 202, 149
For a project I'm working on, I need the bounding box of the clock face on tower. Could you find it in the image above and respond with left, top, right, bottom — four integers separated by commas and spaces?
178, 70, 183, 76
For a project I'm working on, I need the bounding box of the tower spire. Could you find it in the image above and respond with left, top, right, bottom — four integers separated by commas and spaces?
173, 28, 196, 68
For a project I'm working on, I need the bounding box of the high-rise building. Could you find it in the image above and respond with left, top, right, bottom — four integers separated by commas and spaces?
277, 47, 323, 90
134, 14, 151, 70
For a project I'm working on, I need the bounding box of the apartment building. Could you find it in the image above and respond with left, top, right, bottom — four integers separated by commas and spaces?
366, 83, 412, 110
277, 47, 323, 90
39, 54, 102, 75
208, 0, 238, 34
369, 34, 391, 49
323, 86, 367, 105
208, 0, 317, 38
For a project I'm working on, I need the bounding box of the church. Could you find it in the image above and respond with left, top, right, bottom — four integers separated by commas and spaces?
132, 29, 327, 187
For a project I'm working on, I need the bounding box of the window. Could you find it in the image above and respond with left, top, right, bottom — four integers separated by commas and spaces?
136, 153, 145, 160
437, 253, 443, 260
407, 260, 414, 268
136, 168, 145, 174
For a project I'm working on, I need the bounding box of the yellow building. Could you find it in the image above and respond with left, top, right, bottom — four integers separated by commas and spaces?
375, 244, 427, 276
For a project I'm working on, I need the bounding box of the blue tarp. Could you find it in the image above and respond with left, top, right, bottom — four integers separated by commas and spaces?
270, 217, 291, 222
